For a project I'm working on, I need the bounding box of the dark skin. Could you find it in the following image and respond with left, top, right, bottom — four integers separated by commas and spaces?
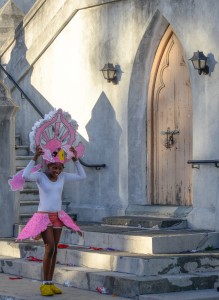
45, 163, 64, 182
33, 146, 82, 281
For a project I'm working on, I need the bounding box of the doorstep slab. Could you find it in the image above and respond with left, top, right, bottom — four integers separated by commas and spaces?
60, 225, 219, 254
102, 216, 187, 229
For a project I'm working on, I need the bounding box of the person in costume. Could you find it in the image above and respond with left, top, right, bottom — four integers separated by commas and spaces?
9, 109, 86, 296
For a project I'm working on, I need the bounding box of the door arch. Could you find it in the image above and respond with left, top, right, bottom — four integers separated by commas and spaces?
148, 26, 192, 206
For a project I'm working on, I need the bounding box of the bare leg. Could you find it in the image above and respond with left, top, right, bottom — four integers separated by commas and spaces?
48, 227, 62, 280
41, 227, 62, 281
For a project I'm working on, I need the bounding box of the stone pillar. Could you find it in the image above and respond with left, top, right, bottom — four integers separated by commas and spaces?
0, 82, 19, 237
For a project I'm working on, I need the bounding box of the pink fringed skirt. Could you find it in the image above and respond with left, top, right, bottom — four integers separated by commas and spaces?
17, 210, 80, 241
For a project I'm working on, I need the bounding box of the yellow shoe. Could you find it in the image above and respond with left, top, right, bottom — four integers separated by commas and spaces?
50, 284, 62, 294
40, 284, 54, 296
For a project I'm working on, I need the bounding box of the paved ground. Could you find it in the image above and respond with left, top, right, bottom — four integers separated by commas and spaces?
139, 289, 219, 300
0, 273, 126, 300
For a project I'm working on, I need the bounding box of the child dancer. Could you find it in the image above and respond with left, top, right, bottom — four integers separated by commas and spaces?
11, 109, 86, 296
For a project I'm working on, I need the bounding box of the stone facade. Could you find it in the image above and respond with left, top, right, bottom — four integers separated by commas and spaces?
0, 81, 18, 236
0, 0, 218, 230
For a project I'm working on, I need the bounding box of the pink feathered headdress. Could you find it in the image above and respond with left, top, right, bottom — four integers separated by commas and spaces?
29, 108, 85, 164
9, 108, 85, 191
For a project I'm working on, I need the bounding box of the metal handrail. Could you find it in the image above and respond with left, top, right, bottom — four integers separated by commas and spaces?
79, 159, 106, 170
187, 160, 219, 168
0, 64, 44, 117
187, 160, 219, 164
0, 64, 106, 170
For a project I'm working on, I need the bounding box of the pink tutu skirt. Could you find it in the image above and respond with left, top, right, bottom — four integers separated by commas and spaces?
17, 210, 81, 240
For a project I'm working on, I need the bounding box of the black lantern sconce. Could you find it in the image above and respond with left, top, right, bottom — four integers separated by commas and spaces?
100, 63, 117, 83
189, 50, 209, 75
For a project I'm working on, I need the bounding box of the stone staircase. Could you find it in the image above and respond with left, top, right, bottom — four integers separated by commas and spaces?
3, 214, 219, 298
7, 136, 219, 299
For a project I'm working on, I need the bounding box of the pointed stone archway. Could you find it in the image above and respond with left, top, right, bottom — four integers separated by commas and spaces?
127, 11, 169, 214
126, 11, 192, 216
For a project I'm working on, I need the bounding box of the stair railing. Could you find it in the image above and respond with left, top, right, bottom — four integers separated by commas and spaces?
0, 64, 106, 170
187, 160, 219, 169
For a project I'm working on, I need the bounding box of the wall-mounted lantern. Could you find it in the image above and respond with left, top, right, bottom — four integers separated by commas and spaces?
100, 63, 117, 82
189, 50, 209, 75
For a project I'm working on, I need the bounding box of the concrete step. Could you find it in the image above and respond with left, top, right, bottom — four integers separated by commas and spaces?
0, 274, 218, 300
102, 216, 187, 229
19, 189, 39, 201
60, 225, 219, 254
1, 239, 219, 277
16, 155, 34, 167
126, 205, 192, 219
139, 289, 219, 300
15, 145, 30, 156
19, 213, 38, 224
19, 201, 40, 214
0, 255, 218, 298
16, 166, 25, 172
23, 181, 38, 189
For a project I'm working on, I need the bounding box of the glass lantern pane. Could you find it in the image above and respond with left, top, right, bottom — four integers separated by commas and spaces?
108, 70, 115, 79
102, 70, 108, 80
199, 60, 206, 69
192, 60, 199, 69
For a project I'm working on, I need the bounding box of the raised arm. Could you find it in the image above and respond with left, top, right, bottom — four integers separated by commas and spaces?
63, 147, 86, 182
22, 146, 44, 181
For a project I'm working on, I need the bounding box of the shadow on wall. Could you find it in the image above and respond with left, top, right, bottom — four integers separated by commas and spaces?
207, 53, 217, 77
2, 20, 124, 219
86, 91, 122, 167
3, 22, 53, 145
68, 92, 123, 217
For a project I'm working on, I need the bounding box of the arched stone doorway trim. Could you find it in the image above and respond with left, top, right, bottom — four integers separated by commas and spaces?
127, 10, 169, 213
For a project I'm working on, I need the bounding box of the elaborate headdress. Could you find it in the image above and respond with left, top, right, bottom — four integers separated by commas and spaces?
8, 108, 85, 191
29, 108, 84, 164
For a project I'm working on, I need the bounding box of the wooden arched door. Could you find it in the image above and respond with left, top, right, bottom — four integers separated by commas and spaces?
148, 27, 192, 206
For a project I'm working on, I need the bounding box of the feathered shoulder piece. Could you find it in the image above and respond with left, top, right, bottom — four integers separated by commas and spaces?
29, 108, 84, 164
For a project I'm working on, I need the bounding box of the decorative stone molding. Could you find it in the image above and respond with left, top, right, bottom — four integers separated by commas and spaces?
0, 80, 19, 237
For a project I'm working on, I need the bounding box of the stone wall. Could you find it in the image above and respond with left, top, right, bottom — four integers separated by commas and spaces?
0, 0, 35, 13
0, 81, 18, 236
